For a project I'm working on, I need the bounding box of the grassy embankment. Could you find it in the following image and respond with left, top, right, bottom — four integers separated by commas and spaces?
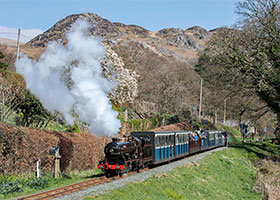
84, 126, 279, 200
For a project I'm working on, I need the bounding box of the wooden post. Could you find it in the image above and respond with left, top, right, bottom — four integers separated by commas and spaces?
199, 79, 203, 120
215, 108, 218, 123
16, 29, 21, 62
124, 109, 128, 122
223, 99, 227, 123
54, 152, 61, 179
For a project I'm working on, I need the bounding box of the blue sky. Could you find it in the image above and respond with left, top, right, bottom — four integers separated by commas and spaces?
0, 0, 239, 41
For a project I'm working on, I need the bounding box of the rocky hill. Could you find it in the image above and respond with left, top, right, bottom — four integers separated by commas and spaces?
27, 13, 210, 62
22, 12, 212, 117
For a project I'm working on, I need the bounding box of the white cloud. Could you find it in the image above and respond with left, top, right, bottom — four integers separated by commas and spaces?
0, 25, 43, 43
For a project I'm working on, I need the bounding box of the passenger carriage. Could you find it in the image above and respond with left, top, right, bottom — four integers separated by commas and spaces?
215, 131, 223, 146
175, 131, 189, 158
207, 131, 216, 148
200, 132, 209, 151
189, 132, 201, 154
130, 130, 227, 166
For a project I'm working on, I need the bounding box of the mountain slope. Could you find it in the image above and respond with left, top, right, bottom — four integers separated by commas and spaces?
24, 12, 212, 117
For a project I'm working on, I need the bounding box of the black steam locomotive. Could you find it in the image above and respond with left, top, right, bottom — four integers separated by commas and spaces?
98, 130, 228, 177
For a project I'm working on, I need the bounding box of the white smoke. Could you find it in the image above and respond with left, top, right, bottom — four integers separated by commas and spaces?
15, 19, 121, 136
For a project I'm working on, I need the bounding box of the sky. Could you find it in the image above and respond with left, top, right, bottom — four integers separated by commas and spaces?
0, 0, 239, 42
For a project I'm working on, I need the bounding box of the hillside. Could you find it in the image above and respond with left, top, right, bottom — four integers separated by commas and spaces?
25, 13, 210, 69
17, 13, 211, 118
0, 13, 213, 119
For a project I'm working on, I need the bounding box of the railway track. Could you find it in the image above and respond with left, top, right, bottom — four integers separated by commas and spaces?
17, 168, 149, 200
17, 176, 115, 200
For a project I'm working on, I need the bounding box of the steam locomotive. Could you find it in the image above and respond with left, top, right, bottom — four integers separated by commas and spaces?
98, 130, 228, 177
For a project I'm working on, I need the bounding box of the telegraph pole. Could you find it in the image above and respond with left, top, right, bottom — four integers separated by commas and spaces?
223, 98, 226, 123
16, 29, 21, 62
199, 79, 203, 120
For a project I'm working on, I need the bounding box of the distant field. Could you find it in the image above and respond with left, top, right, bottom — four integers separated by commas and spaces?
0, 37, 24, 47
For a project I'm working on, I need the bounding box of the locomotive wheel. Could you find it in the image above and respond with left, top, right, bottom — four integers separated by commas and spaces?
105, 171, 110, 178
105, 170, 113, 178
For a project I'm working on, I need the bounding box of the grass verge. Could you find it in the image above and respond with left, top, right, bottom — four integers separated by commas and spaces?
85, 141, 279, 200
85, 149, 260, 199
0, 169, 103, 199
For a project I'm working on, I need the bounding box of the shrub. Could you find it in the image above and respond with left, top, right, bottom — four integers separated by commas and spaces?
25, 177, 49, 189
0, 180, 23, 195
193, 121, 202, 130
166, 115, 181, 125
66, 123, 81, 133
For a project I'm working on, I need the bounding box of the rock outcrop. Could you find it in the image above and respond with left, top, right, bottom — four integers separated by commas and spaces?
29, 13, 122, 47
156, 28, 198, 49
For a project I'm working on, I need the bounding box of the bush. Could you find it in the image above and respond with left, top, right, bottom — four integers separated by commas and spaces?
25, 177, 49, 189
0, 180, 23, 195
247, 152, 259, 162
66, 123, 81, 133
128, 119, 142, 130
165, 115, 181, 125
193, 121, 202, 130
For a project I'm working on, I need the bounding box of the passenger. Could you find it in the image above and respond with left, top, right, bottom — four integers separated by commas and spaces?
199, 129, 204, 138
190, 132, 195, 141
194, 132, 198, 141
200, 130, 205, 146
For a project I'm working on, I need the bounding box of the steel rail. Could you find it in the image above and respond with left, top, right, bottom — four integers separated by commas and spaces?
17, 168, 149, 200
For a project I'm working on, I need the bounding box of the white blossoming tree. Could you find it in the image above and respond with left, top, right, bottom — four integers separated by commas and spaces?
102, 44, 139, 105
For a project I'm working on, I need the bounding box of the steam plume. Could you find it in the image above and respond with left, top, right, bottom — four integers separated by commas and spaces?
16, 19, 121, 136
